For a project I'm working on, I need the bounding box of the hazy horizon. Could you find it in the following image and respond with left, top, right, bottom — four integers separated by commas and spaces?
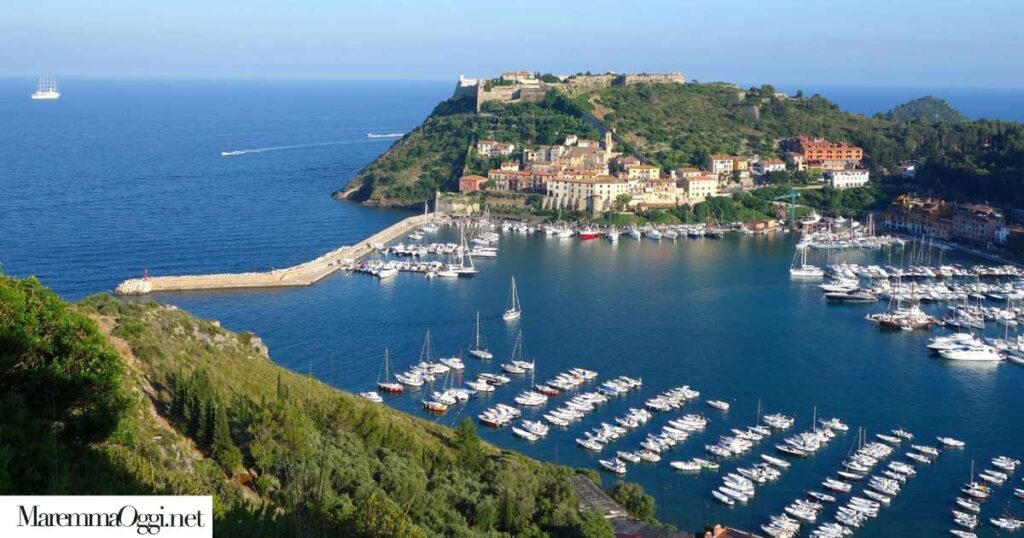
5, 0, 1022, 87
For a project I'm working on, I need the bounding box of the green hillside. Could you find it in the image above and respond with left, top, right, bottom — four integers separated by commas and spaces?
336, 93, 598, 206
0, 274, 635, 537
885, 96, 968, 123
338, 81, 1024, 207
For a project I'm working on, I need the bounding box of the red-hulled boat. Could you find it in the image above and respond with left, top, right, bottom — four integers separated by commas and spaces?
578, 226, 603, 240
376, 348, 405, 394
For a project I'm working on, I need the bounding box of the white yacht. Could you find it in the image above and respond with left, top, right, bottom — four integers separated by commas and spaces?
606, 228, 621, 242
928, 333, 983, 352
939, 346, 1003, 362
31, 77, 60, 100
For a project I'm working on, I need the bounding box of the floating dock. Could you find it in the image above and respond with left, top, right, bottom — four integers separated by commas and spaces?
115, 213, 439, 295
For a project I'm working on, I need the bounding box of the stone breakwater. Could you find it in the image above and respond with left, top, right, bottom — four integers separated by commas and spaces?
115, 213, 438, 295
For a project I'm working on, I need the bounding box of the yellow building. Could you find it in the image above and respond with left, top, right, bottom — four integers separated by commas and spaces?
679, 175, 719, 204
624, 164, 661, 181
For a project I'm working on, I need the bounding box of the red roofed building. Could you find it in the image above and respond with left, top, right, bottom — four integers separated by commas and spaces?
458, 175, 487, 193
782, 136, 863, 167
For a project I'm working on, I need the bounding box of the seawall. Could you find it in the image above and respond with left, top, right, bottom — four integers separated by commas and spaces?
115, 213, 438, 295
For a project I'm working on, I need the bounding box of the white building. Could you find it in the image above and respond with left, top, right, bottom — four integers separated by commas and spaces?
825, 169, 870, 190
752, 158, 786, 176
477, 140, 515, 158
545, 176, 630, 213
708, 155, 734, 175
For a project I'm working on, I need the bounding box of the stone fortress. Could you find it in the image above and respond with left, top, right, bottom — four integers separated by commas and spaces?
453, 70, 685, 112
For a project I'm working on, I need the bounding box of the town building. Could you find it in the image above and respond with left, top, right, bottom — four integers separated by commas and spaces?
678, 174, 719, 204
673, 167, 702, 179
633, 179, 677, 208
825, 169, 870, 190
486, 169, 555, 192
881, 195, 953, 239
708, 155, 734, 175
952, 204, 1004, 247
458, 175, 487, 193
499, 161, 520, 172
624, 164, 661, 181
781, 136, 863, 163
476, 140, 515, 158
751, 158, 786, 176
500, 71, 539, 84
544, 176, 630, 213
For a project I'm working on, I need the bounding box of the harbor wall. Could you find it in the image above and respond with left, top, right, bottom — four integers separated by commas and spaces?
115, 213, 438, 295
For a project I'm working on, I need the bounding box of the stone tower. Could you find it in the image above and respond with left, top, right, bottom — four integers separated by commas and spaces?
604, 131, 614, 159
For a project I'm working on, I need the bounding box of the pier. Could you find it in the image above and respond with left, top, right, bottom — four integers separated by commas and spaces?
115, 213, 439, 295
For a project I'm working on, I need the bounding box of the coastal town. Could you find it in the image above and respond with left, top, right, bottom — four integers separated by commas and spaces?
456, 74, 872, 214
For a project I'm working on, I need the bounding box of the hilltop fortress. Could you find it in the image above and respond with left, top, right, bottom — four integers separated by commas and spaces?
454, 70, 685, 112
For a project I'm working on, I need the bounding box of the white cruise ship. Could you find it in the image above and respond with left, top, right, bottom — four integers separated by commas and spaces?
31, 77, 60, 100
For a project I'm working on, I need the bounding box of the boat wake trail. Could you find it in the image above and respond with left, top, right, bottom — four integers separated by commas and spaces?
220, 140, 357, 157
366, 132, 405, 139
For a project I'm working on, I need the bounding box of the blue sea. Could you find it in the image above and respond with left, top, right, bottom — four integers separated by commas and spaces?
2, 79, 1023, 536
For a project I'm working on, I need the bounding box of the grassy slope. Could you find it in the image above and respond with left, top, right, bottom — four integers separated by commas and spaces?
72, 294, 621, 537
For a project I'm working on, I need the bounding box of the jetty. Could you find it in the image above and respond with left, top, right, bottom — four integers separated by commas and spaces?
115, 213, 439, 295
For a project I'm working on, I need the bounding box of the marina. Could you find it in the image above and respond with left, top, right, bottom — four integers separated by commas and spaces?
142, 219, 1024, 536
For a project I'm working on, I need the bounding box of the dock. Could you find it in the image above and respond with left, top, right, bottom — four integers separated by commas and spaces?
115, 213, 439, 295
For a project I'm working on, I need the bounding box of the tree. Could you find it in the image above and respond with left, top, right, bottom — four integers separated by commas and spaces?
611, 482, 655, 520
347, 491, 426, 538
614, 194, 632, 211
453, 418, 482, 468
210, 403, 242, 473
576, 510, 615, 538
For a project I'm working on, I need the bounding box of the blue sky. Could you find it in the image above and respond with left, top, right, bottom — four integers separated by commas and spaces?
3, 0, 1021, 86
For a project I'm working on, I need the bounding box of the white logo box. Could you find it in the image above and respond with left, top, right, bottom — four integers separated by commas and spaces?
0, 496, 212, 537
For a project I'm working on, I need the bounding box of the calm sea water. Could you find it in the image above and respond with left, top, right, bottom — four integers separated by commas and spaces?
2, 79, 1023, 536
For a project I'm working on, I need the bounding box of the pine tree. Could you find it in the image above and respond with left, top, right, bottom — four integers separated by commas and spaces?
210, 403, 241, 473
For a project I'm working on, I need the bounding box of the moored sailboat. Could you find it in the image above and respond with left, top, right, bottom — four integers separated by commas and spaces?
502, 276, 521, 321
376, 347, 404, 394
468, 311, 493, 359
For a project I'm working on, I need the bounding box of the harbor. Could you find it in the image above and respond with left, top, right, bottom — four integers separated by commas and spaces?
267, 214, 1022, 537
117, 210, 1024, 535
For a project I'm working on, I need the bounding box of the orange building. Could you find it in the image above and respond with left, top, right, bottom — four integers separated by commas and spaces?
783, 136, 863, 162
458, 175, 487, 192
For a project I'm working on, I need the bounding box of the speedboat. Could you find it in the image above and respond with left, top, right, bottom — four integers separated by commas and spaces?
807, 491, 836, 503
706, 399, 730, 411
599, 458, 627, 474
937, 437, 966, 448
616, 451, 642, 464
761, 454, 791, 468
670, 460, 701, 472
360, 391, 383, 403
712, 490, 735, 506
